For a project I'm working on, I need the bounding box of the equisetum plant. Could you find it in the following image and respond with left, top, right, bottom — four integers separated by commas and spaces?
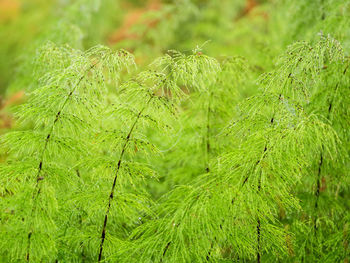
269, 35, 350, 263
0, 1, 349, 262
113, 51, 337, 262
0, 42, 134, 262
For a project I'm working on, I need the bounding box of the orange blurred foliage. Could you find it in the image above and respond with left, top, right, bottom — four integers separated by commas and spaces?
0, 0, 20, 23
108, 0, 161, 44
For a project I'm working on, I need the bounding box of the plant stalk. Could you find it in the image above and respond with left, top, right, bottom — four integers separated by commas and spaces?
26, 63, 96, 261
98, 97, 152, 262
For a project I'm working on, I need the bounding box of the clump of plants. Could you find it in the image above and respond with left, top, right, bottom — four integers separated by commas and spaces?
0, 0, 349, 262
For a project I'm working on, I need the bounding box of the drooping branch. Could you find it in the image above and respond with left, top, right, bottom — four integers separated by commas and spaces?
206, 105, 274, 261
205, 93, 211, 173
204, 92, 213, 261
257, 217, 261, 263
313, 82, 340, 236
313, 152, 323, 235
98, 96, 153, 262
26, 63, 96, 261
254, 115, 274, 262
256, 145, 267, 263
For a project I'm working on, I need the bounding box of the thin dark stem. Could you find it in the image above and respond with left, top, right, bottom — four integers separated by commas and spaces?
98, 97, 152, 262
256, 145, 266, 263
313, 153, 323, 235
160, 241, 171, 262
204, 92, 213, 260
26, 232, 32, 261
256, 174, 262, 263
257, 218, 261, 263
206, 242, 214, 261
205, 94, 211, 173
255, 116, 273, 262
313, 82, 337, 237
26, 63, 96, 261
165, 93, 212, 262
254, 115, 273, 263
219, 114, 273, 262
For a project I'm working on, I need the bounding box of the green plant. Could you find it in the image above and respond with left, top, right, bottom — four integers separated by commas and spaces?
0, 1, 349, 262
0, 42, 134, 262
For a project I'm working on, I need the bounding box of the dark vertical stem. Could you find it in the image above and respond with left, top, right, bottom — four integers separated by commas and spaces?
255, 115, 273, 262
26, 232, 32, 261
313, 82, 336, 237
256, 145, 266, 263
256, 176, 262, 263
98, 97, 152, 262
205, 93, 211, 173
160, 241, 171, 262
313, 153, 323, 235
311, 62, 349, 248
204, 92, 213, 261
255, 113, 272, 263
257, 218, 261, 263
206, 242, 214, 261
26, 63, 96, 262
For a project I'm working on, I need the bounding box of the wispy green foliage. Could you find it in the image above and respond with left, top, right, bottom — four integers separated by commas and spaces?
0, 1, 349, 263
116, 58, 338, 262
269, 35, 350, 263
0, 43, 134, 262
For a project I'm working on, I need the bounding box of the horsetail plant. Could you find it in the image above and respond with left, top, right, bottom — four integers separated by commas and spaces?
268, 35, 350, 262
0, 42, 134, 262
52, 48, 222, 262
112, 44, 339, 262
0, 3, 349, 260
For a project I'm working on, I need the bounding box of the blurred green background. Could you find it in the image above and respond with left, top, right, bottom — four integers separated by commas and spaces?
0, 0, 348, 112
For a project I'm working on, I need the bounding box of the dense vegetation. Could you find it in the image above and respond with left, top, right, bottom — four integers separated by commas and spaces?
0, 0, 349, 262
